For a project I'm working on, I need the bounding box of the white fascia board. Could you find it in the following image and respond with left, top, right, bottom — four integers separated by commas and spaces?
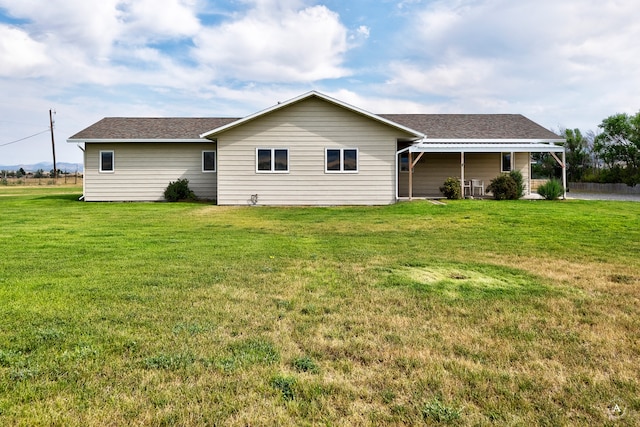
410, 141, 565, 153
66, 138, 210, 144
199, 90, 425, 140
414, 138, 565, 144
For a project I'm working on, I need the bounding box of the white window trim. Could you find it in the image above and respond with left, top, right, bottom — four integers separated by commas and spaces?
202, 150, 216, 173
99, 150, 114, 173
256, 148, 289, 173
501, 152, 513, 173
325, 148, 359, 173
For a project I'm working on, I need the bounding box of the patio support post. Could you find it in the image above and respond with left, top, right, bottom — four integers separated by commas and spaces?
550, 150, 568, 200
460, 152, 465, 197
562, 149, 567, 199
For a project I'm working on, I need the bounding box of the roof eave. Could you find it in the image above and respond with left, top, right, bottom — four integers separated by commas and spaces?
66, 138, 211, 144
416, 138, 565, 144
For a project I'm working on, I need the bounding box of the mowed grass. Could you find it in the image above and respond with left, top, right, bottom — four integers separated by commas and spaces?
0, 187, 639, 426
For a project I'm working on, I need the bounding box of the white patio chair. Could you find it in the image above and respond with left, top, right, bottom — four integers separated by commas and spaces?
472, 179, 485, 196
463, 180, 472, 196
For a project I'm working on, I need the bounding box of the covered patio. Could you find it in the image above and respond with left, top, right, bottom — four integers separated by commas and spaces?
396, 141, 566, 200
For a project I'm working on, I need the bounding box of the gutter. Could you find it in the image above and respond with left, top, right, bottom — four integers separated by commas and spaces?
77, 144, 85, 201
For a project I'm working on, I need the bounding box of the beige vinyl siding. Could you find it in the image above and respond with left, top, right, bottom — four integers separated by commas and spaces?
398, 153, 460, 197
216, 97, 413, 205
83, 142, 216, 201
399, 152, 529, 197
514, 152, 531, 194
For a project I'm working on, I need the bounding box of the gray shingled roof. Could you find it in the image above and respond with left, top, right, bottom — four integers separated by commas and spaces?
69, 114, 561, 141
68, 117, 239, 140
378, 114, 561, 140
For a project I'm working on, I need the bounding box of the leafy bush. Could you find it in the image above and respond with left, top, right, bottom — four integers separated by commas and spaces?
439, 177, 462, 199
487, 174, 518, 200
163, 179, 196, 202
509, 170, 525, 198
537, 179, 564, 200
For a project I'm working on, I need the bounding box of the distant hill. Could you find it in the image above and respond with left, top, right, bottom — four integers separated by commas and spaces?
0, 162, 83, 173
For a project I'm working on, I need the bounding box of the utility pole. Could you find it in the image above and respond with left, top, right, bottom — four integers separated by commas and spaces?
49, 109, 57, 180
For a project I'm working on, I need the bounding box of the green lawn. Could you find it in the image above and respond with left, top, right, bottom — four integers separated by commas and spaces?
1, 187, 639, 426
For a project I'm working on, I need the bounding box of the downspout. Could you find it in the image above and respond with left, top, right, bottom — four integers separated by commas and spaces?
395, 146, 410, 202
395, 149, 398, 201
409, 151, 413, 200
77, 144, 85, 201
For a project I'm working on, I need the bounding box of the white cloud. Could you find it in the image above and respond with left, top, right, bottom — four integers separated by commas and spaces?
386, 56, 500, 98
397, 0, 423, 10
329, 88, 440, 114
354, 25, 370, 39
0, 0, 202, 50
192, 2, 351, 82
385, 0, 640, 129
0, 25, 50, 77
0, 0, 356, 88
0, 0, 356, 89
0, 0, 123, 57
117, 0, 201, 41
0, 0, 203, 84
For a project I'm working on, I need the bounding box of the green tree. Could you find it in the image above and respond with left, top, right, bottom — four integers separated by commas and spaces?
531, 153, 562, 179
16, 167, 26, 178
563, 128, 590, 182
594, 112, 640, 185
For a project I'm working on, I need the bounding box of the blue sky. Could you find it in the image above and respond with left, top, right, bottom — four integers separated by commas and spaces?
1, 0, 639, 165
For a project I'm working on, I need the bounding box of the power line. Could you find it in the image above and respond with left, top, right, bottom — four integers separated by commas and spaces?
0, 129, 51, 147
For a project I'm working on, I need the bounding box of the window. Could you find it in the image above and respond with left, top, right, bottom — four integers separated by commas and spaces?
325, 148, 358, 173
100, 150, 114, 173
501, 152, 512, 172
399, 152, 409, 172
202, 151, 216, 172
256, 148, 288, 173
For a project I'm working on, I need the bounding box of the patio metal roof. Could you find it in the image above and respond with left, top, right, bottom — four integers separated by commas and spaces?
408, 141, 565, 153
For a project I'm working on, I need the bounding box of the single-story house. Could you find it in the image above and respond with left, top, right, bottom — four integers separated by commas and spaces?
67, 91, 566, 204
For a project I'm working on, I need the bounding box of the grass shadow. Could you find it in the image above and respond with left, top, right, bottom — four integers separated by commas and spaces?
36, 193, 84, 201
